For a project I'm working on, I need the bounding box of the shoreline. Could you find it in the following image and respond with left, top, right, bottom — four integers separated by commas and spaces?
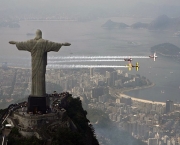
118, 83, 165, 105
119, 93, 165, 105
0, 67, 167, 105
120, 82, 155, 94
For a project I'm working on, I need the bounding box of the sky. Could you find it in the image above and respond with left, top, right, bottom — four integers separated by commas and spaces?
0, 0, 179, 7
0, 0, 180, 18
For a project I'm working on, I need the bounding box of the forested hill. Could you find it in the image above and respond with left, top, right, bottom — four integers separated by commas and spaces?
87, 109, 147, 145
151, 43, 180, 62
0, 96, 99, 145
151, 43, 180, 56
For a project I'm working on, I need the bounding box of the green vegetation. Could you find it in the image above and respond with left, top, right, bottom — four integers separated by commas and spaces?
87, 109, 111, 128
1, 95, 99, 145
59, 96, 99, 145
151, 43, 180, 56
50, 96, 99, 144
51, 128, 84, 145
0, 109, 7, 116
66, 97, 89, 132
8, 128, 44, 145
87, 109, 146, 145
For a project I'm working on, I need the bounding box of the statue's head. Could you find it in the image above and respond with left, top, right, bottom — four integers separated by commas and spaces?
34, 29, 42, 40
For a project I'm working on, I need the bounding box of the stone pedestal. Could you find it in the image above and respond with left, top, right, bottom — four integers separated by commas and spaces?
27, 96, 50, 114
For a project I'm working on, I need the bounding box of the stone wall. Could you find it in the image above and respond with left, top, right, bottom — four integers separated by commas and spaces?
7, 109, 68, 138
12, 112, 59, 128
6, 117, 15, 127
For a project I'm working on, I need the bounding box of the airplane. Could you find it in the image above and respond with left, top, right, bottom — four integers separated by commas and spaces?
126, 62, 139, 71
149, 52, 158, 61
124, 58, 133, 63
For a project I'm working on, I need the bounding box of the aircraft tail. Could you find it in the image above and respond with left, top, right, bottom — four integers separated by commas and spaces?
154, 52, 157, 61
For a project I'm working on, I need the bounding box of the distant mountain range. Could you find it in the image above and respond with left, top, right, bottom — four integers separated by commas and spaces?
102, 15, 180, 31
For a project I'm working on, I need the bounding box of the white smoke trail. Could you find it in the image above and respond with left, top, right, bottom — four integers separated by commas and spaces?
48, 59, 124, 63
48, 56, 150, 59
47, 64, 128, 68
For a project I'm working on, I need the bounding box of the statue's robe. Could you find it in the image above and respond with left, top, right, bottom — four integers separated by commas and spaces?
16, 39, 62, 97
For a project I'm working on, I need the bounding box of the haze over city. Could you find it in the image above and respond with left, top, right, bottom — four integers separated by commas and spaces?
0, 0, 180, 145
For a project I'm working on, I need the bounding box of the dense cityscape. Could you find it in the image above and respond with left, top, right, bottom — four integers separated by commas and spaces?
1, 1, 180, 145
0, 64, 179, 145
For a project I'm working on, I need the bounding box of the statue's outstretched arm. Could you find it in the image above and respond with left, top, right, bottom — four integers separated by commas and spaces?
9, 41, 17, 45
61, 42, 71, 46
9, 40, 32, 52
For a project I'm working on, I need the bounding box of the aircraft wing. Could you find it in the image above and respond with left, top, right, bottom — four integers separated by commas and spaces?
136, 62, 139, 71
127, 63, 132, 71
136, 67, 139, 71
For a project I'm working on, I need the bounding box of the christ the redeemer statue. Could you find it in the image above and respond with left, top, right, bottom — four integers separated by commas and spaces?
9, 29, 71, 97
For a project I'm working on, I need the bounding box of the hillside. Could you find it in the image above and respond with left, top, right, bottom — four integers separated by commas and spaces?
102, 20, 129, 29
151, 43, 180, 62
0, 96, 99, 145
87, 109, 147, 145
148, 15, 180, 31
151, 43, 180, 56
131, 22, 148, 29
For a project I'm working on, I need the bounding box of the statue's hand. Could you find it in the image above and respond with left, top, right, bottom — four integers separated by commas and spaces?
62, 42, 71, 46
9, 41, 17, 45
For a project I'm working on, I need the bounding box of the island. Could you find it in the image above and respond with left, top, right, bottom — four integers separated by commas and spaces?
151, 43, 180, 62
101, 20, 129, 29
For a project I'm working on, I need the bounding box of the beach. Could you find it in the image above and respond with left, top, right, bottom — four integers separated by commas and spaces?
117, 83, 165, 105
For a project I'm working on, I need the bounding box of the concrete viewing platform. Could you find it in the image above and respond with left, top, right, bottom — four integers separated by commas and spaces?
6, 105, 67, 139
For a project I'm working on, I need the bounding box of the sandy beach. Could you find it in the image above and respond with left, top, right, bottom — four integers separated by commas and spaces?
117, 83, 165, 105
119, 93, 165, 105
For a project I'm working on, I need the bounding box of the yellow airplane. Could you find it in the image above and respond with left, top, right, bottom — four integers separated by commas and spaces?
126, 62, 139, 71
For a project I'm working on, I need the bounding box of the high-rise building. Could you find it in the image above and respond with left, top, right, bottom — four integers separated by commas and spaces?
106, 71, 111, 78
116, 99, 120, 104
166, 100, 174, 113
111, 71, 117, 86
57, 72, 61, 79
120, 97, 132, 105
106, 71, 117, 86
148, 138, 158, 145
90, 68, 94, 77
91, 87, 109, 98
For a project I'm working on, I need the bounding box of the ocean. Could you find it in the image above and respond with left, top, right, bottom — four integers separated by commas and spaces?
0, 17, 180, 103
